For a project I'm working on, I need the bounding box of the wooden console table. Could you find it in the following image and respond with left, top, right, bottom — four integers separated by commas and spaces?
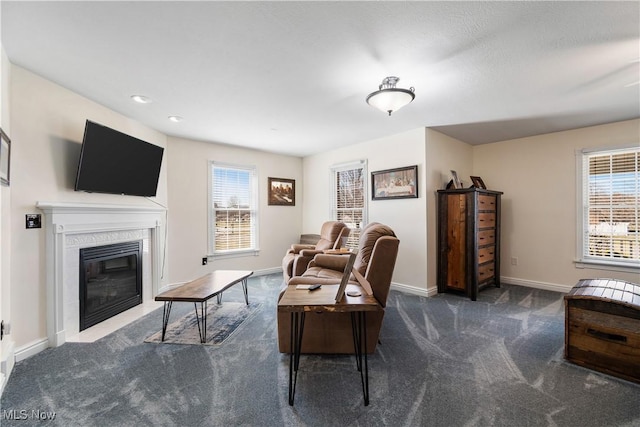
155, 270, 253, 343
277, 284, 382, 406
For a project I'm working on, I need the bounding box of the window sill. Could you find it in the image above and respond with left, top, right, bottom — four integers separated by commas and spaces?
574, 258, 640, 274
209, 249, 260, 260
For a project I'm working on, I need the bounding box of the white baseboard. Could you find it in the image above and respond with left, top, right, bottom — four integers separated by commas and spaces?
501, 276, 573, 294
15, 338, 49, 363
391, 277, 573, 298
390, 282, 436, 298
1, 339, 15, 396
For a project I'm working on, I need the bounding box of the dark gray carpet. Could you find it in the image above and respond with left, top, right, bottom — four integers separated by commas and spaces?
1, 274, 639, 426
145, 302, 261, 345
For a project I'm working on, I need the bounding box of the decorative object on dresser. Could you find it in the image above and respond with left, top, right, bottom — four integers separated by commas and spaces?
437, 188, 503, 300
470, 176, 486, 189
564, 278, 640, 384
450, 170, 461, 189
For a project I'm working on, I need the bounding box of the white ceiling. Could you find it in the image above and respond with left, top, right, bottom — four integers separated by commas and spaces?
1, 1, 639, 157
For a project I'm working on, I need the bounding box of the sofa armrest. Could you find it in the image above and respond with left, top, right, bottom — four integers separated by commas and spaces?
290, 244, 316, 254
299, 249, 323, 257
308, 254, 349, 270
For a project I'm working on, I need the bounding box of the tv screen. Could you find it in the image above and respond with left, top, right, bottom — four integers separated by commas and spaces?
75, 120, 164, 197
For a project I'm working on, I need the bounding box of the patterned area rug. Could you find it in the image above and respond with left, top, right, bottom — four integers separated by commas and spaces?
145, 301, 261, 345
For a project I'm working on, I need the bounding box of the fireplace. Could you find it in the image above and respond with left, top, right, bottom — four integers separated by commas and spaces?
37, 201, 165, 346
79, 240, 143, 331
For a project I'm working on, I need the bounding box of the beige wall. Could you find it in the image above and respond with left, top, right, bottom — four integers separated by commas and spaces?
425, 129, 474, 294
165, 136, 303, 283
0, 43, 12, 391
8, 66, 169, 349
302, 128, 428, 293
473, 119, 640, 290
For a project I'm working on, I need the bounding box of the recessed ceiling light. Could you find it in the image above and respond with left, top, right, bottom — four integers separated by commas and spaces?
130, 95, 152, 104
168, 115, 183, 123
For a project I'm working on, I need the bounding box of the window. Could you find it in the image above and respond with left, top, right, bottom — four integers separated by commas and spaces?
331, 160, 367, 248
578, 146, 639, 270
209, 162, 259, 256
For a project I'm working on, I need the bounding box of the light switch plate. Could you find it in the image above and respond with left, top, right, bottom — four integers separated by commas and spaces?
26, 214, 42, 229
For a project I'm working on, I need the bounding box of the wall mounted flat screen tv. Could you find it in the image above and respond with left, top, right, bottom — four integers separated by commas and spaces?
75, 120, 164, 197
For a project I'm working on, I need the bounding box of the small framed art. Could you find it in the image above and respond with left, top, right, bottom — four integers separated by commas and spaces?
470, 176, 486, 189
268, 177, 295, 206
0, 128, 11, 186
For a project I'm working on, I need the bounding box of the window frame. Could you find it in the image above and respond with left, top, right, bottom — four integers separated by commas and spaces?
330, 159, 368, 249
207, 161, 260, 258
575, 145, 639, 273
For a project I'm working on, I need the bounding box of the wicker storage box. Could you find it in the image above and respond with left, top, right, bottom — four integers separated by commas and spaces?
564, 279, 640, 383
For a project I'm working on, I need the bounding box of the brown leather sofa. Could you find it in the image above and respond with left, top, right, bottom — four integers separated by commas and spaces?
281, 221, 350, 282
278, 222, 399, 354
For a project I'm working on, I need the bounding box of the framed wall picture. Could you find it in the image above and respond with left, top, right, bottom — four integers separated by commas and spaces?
470, 176, 486, 189
0, 128, 11, 186
371, 165, 418, 200
268, 177, 295, 206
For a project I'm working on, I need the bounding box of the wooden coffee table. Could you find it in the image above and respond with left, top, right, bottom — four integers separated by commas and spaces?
155, 270, 253, 343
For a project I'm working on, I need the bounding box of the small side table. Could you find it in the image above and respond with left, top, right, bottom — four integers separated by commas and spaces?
277, 283, 382, 406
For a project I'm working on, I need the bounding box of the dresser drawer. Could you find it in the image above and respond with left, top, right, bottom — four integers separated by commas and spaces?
477, 212, 495, 229
478, 263, 495, 283
478, 246, 495, 263
478, 195, 496, 211
477, 229, 495, 246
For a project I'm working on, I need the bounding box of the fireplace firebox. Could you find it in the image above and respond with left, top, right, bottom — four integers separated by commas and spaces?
79, 240, 143, 331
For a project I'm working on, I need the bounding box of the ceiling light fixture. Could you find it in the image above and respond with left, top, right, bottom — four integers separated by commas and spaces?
168, 115, 183, 123
130, 94, 152, 104
366, 76, 415, 116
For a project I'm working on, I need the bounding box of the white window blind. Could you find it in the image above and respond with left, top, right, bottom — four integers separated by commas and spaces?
581, 147, 639, 267
331, 161, 367, 248
209, 162, 258, 256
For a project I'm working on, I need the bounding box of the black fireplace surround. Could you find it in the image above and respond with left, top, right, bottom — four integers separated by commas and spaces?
79, 240, 143, 331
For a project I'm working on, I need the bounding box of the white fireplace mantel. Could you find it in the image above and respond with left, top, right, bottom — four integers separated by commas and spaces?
37, 201, 166, 347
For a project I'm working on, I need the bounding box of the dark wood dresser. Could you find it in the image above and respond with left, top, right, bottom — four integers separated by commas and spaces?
437, 188, 503, 300
565, 278, 640, 383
